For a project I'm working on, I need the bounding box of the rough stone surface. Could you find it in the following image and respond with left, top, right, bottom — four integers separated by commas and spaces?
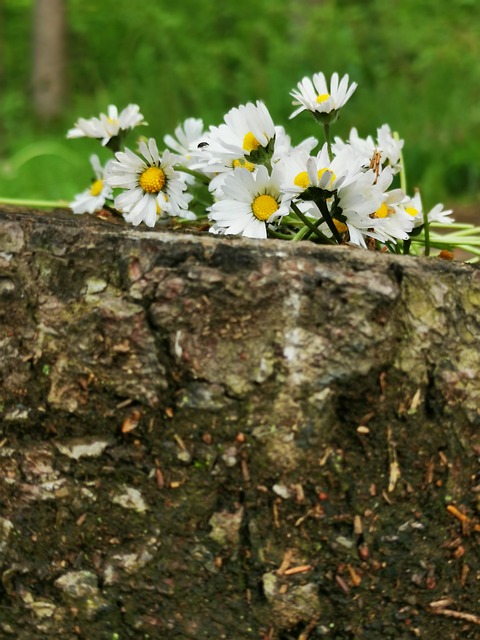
0, 207, 479, 639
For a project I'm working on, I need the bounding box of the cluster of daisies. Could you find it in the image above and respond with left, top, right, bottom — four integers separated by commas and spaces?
67, 72, 453, 251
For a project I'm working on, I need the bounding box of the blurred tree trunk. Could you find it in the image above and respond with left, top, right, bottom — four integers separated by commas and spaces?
0, 0, 4, 148
31, 0, 67, 122
0, 0, 4, 94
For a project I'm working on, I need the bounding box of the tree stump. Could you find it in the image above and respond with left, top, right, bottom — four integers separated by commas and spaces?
0, 207, 479, 639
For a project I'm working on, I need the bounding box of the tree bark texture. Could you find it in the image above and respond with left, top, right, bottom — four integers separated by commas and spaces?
31, 0, 66, 121
0, 207, 479, 638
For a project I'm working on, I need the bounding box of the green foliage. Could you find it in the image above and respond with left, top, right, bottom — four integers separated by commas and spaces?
1, 0, 479, 204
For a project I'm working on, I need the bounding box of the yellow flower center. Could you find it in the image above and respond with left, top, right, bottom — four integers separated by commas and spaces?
89, 179, 103, 197
233, 158, 256, 172
139, 166, 166, 194
405, 206, 419, 217
316, 93, 330, 104
375, 202, 390, 218
293, 168, 336, 189
294, 171, 311, 189
318, 167, 336, 184
252, 194, 279, 221
333, 219, 348, 233
243, 131, 261, 152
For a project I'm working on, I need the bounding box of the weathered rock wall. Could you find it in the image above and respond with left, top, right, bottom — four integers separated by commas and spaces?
0, 207, 479, 639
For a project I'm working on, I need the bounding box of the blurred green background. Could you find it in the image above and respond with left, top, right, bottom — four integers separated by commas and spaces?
1, 0, 479, 213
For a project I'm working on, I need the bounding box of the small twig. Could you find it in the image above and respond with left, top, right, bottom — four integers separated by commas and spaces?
276, 549, 295, 576
429, 598, 454, 609
273, 500, 281, 529
155, 466, 165, 489
346, 564, 362, 587
173, 433, 187, 450
240, 456, 250, 484
447, 504, 469, 523
429, 607, 480, 626
447, 504, 480, 534
284, 564, 312, 576
387, 425, 401, 492
335, 574, 350, 594
298, 615, 319, 640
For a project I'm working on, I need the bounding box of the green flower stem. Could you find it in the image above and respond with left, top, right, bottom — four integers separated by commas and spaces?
175, 214, 209, 225
105, 137, 123, 155
268, 228, 296, 240
192, 198, 212, 208
0, 197, 69, 209
175, 164, 211, 185
432, 228, 480, 239
385, 241, 402, 255
103, 203, 121, 215
431, 222, 480, 231
429, 235, 480, 246
290, 201, 334, 244
323, 123, 333, 162
394, 131, 407, 194
422, 208, 431, 256
302, 214, 331, 241
458, 246, 480, 257
315, 196, 343, 244
292, 225, 311, 241
411, 239, 480, 259
279, 214, 302, 226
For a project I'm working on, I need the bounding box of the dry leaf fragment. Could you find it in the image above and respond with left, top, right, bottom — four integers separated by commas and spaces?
121, 409, 142, 433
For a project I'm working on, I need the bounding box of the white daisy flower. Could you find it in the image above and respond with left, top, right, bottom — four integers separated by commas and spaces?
376, 125, 404, 170
426, 203, 454, 225
333, 125, 404, 173
205, 101, 276, 162
294, 143, 363, 191
207, 156, 258, 199
270, 126, 318, 166
290, 72, 357, 120
163, 117, 210, 188
70, 154, 113, 214
67, 104, 146, 146
294, 194, 383, 249
371, 172, 414, 243
105, 138, 190, 227
331, 168, 388, 248
202, 132, 278, 201
164, 118, 206, 162
405, 191, 454, 228
196, 114, 309, 199
205, 127, 308, 200
281, 143, 383, 247
374, 200, 415, 243
282, 143, 363, 198
208, 165, 290, 239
